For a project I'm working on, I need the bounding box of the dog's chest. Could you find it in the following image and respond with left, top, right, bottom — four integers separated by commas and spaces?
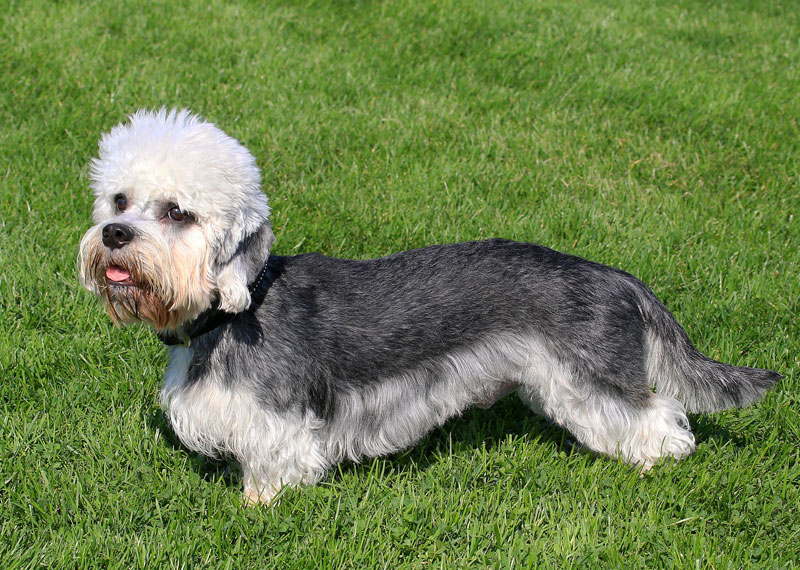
159, 345, 257, 457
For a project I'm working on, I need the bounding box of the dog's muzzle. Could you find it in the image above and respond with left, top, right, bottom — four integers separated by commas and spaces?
102, 223, 135, 250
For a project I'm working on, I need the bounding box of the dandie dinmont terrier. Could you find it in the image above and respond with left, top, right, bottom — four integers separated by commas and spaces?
78, 109, 780, 504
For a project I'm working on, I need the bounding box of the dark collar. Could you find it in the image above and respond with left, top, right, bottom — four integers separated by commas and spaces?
157, 257, 278, 346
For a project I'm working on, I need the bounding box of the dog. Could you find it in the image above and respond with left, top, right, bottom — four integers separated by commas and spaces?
78, 109, 780, 504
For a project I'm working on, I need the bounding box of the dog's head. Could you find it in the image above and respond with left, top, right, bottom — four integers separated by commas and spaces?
78, 109, 274, 332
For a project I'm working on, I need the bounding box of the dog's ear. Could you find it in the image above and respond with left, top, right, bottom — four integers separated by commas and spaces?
215, 221, 275, 313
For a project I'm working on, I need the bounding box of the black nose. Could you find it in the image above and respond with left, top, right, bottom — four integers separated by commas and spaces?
102, 223, 135, 250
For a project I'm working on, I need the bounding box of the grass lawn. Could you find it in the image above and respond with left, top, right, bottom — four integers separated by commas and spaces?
1, 0, 798, 567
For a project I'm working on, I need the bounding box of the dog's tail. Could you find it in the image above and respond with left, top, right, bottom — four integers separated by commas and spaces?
633, 283, 780, 413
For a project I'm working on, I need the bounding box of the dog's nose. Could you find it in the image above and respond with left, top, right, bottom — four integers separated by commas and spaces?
102, 223, 135, 249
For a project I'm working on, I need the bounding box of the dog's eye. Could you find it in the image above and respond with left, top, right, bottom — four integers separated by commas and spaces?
114, 194, 128, 212
167, 205, 193, 223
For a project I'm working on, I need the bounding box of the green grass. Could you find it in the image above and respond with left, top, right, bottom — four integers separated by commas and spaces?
1, 0, 799, 567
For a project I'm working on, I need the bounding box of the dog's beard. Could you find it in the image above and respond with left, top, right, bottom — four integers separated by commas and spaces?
82, 246, 179, 330
104, 282, 175, 330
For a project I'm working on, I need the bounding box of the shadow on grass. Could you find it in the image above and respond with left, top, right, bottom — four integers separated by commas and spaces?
690, 413, 748, 448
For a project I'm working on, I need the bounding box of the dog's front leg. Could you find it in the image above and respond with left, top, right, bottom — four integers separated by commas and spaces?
234, 412, 331, 506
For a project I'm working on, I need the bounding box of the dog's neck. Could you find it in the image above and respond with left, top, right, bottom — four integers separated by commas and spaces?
157, 257, 279, 346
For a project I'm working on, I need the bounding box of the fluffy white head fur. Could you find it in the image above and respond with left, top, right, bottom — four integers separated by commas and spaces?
78, 109, 274, 330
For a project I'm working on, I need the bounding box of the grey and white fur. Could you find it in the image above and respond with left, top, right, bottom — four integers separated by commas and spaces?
78, 109, 780, 504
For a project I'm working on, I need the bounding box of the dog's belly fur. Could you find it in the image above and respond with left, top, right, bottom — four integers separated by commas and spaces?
155, 239, 778, 502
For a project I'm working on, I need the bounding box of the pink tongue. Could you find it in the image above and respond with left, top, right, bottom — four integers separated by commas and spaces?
106, 265, 131, 282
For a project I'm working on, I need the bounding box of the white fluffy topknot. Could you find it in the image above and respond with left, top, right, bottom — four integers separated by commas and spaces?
90, 108, 270, 255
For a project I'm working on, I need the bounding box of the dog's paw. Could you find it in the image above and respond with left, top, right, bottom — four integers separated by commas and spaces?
243, 485, 279, 506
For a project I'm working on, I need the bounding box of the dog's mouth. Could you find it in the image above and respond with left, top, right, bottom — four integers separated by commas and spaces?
99, 262, 176, 330
105, 264, 136, 287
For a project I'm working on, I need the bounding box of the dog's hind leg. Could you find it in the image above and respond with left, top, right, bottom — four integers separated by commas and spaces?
517, 361, 695, 468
